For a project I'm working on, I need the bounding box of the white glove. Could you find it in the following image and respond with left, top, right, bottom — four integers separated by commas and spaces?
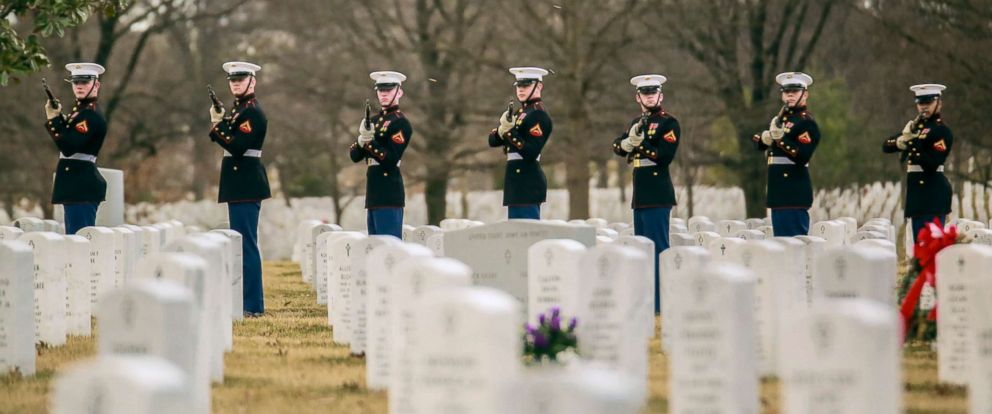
359, 118, 375, 138
210, 106, 225, 124
45, 101, 62, 120
760, 130, 773, 146
627, 123, 644, 146
769, 127, 784, 141
498, 111, 515, 136
896, 134, 911, 150
620, 138, 634, 152
769, 117, 784, 133
902, 120, 915, 135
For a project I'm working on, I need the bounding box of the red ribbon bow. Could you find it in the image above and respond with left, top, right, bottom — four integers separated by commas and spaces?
899, 218, 958, 341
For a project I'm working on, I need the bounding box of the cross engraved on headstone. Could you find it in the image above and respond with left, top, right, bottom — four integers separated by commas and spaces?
366, 243, 373, 254
720, 244, 727, 256
346, 243, 352, 257
443, 308, 456, 335
544, 249, 553, 266
958, 257, 965, 272
812, 320, 832, 355
692, 278, 708, 302
385, 255, 396, 271
504, 249, 512, 264
597, 256, 609, 279
742, 251, 752, 267
122, 297, 135, 329
674, 253, 683, 270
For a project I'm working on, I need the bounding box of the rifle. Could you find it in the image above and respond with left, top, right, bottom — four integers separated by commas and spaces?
506, 101, 515, 122
207, 85, 224, 112
364, 99, 372, 130
774, 105, 787, 128
909, 112, 927, 134
42, 78, 59, 108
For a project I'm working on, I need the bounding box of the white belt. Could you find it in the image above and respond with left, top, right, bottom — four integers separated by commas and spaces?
224, 149, 262, 157
59, 153, 97, 163
631, 158, 657, 167
768, 156, 808, 167
908, 165, 943, 173
508, 153, 540, 161
368, 159, 401, 167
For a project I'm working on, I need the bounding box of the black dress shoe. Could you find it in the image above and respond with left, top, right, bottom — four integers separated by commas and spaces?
244, 311, 265, 318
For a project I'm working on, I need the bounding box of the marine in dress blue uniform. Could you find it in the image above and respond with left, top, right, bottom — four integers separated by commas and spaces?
882, 84, 953, 241
208, 61, 270, 317
488, 67, 553, 220
45, 63, 108, 234
349, 71, 413, 238
752, 72, 821, 237
612, 74, 679, 313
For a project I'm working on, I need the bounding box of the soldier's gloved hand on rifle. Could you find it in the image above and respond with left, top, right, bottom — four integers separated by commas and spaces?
626, 123, 645, 147
896, 120, 915, 150
210, 106, 225, 124
760, 130, 773, 146
45, 101, 62, 120
358, 119, 375, 145
768, 118, 785, 141
497, 111, 515, 136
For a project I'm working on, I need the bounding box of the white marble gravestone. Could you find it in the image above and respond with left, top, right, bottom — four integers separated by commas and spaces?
668, 262, 758, 414
795, 235, 827, 304
576, 244, 651, 389
659, 246, 711, 353
50, 355, 192, 414
210, 229, 244, 320
426, 232, 445, 256
527, 239, 587, 325
936, 244, 992, 385
191, 233, 234, 350
442, 221, 596, 313
165, 236, 227, 383
365, 243, 433, 391
77, 226, 117, 306
134, 252, 211, 413
780, 299, 901, 414
812, 246, 897, 306
717, 220, 747, 237
0, 240, 36, 376
111, 227, 136, 288
401, 224, 416, 242
308, 223, 338, 287
411, 225, 443, 246
97, 279, 202, 412
0, 225, 23, 240
694, 231, 721, 248
687, 216, 716, 233
389, 257, 472, 414
810, 220, 847, 247
349, 235, 401, 356
327, 232, 366, 344
669, 232, 696, 247
63, 235, 92, 336
13, 217, 45, 232
410, 287, 521, 414
21, 231, 67, 346
969, 245, 992, 414
139, 226, 162, 258
293, 219, 321, 268
725, 240, 789, 377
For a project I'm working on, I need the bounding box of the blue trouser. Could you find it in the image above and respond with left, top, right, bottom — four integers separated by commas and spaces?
63, 203, 98, 235
634, 207, 671, 314
229, 202, 264, 314
771, 208, 810, 237
508, 205, 541, 220
911, 215, 945, 243
367, 207, 403, 238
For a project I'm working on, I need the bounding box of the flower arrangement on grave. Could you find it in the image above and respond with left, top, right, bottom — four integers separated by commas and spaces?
522, 307, 578, 365
898, 218, 963, 342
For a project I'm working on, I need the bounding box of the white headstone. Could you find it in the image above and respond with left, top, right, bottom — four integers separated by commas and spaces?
327, 232, 366, 344
0, 241, 36, 376
50, 355, 192, 414
0, 225, 24, 240
659, 246, 711, 352
810, 220, 847, 247
191, 233, 234, 350
780, 299, 901, 414
293, 219, 321, 266
307, 223, 338, 286
968, 245, 992, 414
812, 247, 896, 306
411, 225, 443, 246
21, 231, 67, 346
669, 232, 696, 247
694, 231, 721, 248
442, 221, 596, 313
365, 243, 433, 390
668, 262, 758, 414
796, 235, 827, 304
725, 240, 789, 377
210, 229, 244, 321
527, 239, 587, 324
576, 245, 650, 388
77, 226, 117, 306
97, 279, 203, 413
139, 226, 162, 260
111, 227, 136, 288
687, 216, 716, 233
349, 235, 401, 356
936, 244, 992, 385
63, 235, 92, 336
717, 220, 747, 237
401, 224, 416, 242
410, 287, 521, 414
14, 217, 45, 232
134, 252, 211, 412
389, 257, 472, 414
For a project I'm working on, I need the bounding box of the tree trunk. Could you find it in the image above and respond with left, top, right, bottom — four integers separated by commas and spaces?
425, 168, 449, 225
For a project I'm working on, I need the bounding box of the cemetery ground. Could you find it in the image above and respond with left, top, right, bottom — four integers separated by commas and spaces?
0, 262, 968, 413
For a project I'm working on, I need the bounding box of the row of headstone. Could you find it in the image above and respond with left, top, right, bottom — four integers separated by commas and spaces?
665, 259, 904, 413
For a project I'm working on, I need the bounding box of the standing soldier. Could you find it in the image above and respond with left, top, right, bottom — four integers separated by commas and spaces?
208, 61, 269, 318
349, 71, 413, 238
752, 72, 820, 237
882, 84, 952, 241
612, 74, 679, 314
488, 67, 553, 220
44, 63, 108, 234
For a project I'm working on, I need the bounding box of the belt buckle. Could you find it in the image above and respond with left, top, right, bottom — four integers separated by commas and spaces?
632, 159, 641, 168
767, 157, 773, 165
367, 159, 375, 166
